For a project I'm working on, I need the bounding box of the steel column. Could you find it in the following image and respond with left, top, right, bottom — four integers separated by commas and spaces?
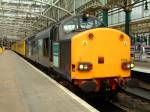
125, 9, 131, 36
102, 9, 108, 27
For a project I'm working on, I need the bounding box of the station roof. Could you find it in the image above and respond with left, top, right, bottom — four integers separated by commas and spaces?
0, 0, 143, 40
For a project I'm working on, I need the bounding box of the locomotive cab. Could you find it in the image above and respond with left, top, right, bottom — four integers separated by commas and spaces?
51, 15, 133, 92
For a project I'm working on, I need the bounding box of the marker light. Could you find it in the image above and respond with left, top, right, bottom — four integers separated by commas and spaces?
88, 33, 94, 40
84, 65, 88, 69
122, 62, 134, 70
119, 34, 124, 41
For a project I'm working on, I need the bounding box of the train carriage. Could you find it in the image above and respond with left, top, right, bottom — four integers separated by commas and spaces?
12, 14, 134, 93
26, 28, 51, 67
11, 40, 26, 57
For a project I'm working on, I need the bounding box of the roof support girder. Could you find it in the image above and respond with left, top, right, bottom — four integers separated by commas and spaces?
33, 0, 73, 16
0, 7, 57, 22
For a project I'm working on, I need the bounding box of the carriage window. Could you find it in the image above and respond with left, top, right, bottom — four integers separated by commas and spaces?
63, 18, 78, 33
28, 41, 32, 56
43, 38, 49, 57
53, 27, 59, 41
31, 41, 35, 55
38, 39, 43, 56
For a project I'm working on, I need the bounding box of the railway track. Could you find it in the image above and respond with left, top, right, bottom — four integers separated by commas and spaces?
25, 58, 124, 112
111, 91, 150, 112
125, 87, 150, 102
111, 75, 150, 112
24, 56, 150, 112
131, 70, 150, 83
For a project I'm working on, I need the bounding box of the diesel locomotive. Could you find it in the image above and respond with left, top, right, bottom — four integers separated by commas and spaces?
11, 15, 134, 93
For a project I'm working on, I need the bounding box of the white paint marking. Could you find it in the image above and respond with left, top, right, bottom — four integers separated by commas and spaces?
12, 51, 99, 112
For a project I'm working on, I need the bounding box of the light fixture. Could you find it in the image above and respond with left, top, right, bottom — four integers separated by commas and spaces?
78, 62, 93, 71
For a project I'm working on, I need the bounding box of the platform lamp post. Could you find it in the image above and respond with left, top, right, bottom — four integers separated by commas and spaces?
144, 0, 149, 45
144, 0, 148, 11
144, 0, 149, 16
125, 9, 131, 36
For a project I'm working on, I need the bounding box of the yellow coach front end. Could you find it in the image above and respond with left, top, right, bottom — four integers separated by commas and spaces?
0, 47, 3, 54
17, 40, 26, 56
11, 40, 26, 56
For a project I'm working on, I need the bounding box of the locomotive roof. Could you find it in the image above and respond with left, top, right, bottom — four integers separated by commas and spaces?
59, 15, 105, 41
27, 15, 104, 41
35, 27, 51, 40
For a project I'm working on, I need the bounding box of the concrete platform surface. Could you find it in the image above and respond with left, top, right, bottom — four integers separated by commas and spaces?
134, 61, 150, 69
0, 50, 98, 112
132, 58, 150, 73
132, 55, 150, 73
132, 66, 150, 74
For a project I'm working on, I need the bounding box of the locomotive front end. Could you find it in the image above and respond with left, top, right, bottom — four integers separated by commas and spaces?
71, 28, 133, 92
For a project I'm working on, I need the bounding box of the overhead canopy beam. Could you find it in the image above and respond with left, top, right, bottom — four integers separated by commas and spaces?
33, 0, 73, 16
0, 7, 57, 22
0, 17, 41, 30
0, 24, 33, 35
29, 0, 61, 36
0, 15, 47, 26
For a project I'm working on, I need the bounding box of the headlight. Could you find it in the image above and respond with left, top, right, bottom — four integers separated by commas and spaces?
78, 62, 92, 71
126, 64, 131, 69
122, 62, 134, 70
130, 63, 135, 68
79, 64, 84, 69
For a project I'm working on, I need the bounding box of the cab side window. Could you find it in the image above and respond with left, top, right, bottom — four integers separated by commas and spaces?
50, 25, 59, 61
43, 38, 49, 57
63, 18, 78, 33
51, 26, 59, 41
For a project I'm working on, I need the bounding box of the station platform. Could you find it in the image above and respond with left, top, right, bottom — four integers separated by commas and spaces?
132, 62, 150, 74
132, 57, 150, 74
0, 50, 98, 112
132, 66, 150, 74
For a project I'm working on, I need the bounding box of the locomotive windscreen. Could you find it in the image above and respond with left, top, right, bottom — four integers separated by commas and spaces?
63, 15, 104, 34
